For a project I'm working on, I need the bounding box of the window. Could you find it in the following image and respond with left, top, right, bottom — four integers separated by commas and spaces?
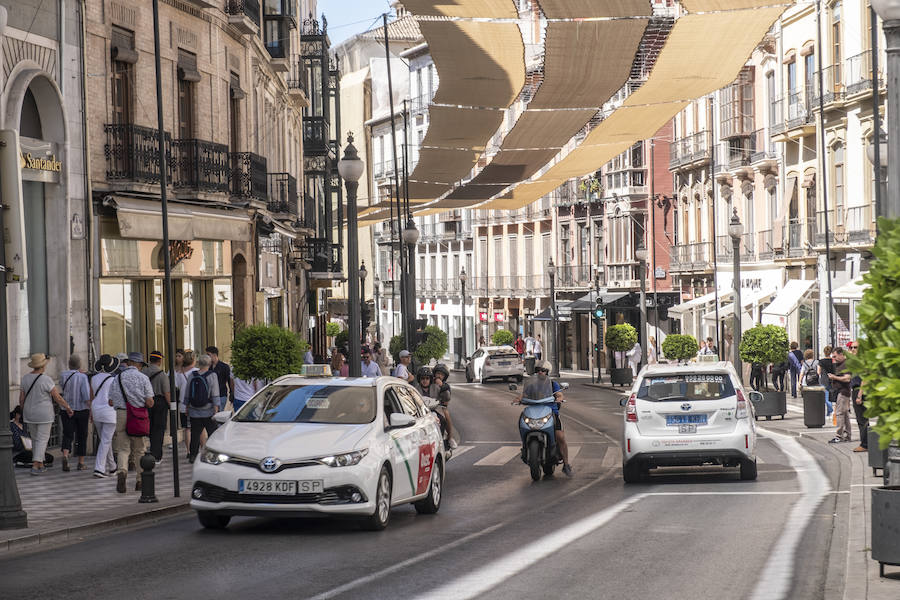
110, 27, 135, 125
804, 53, 815, 95
234, 385, 376, 424
722, 68, 754, 137
766, 71, 776, 127
787, 60, 797, 98
833, 143, 845, 225
509, 236, 518, 277
832, 2, 843, 85
396, 385, 426, 417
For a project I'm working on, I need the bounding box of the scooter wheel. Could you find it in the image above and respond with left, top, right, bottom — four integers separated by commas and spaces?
527, 439, 542, 481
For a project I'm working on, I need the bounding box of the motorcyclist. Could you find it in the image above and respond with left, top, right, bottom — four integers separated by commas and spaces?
431, 364, 457, 448
412, 367, 452, 449
519, 360, 572, 476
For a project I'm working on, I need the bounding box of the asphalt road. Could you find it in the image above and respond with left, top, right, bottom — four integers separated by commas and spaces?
1, 375, 847, 600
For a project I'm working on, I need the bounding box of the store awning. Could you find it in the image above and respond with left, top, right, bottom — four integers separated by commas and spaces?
532, 305, 573, 322
702, 287, 778, 322
762, 279, 817, 319
832, 277, 869, 301
568, 291, 630, 313
668, 290, 733, 316
111, 197, 252, 241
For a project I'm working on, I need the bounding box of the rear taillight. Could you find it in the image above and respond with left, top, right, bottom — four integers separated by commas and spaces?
626, 394, 638, 422
736, 389, 748, 419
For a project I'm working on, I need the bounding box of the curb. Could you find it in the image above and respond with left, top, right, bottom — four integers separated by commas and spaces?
0, 499, 191, 555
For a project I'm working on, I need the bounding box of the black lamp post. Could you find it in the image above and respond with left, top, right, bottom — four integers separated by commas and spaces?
635, 242, 649, 367
359, 261, 368, 345
873, 0, 900, 218
338, 134, 365, 377
729, 209, 744, 381
548, 258, 560, 378
373, 274, 381, 343
459, 268, 468, 369
402, 218, 419, 348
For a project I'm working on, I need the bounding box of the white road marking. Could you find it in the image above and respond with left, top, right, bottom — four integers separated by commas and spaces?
601, 446, 619, 469
560, 411, 619, 444
451, 445, 474, 459
474, 446, 521, 466
749, 427, 831, 600
567, 445, 581, 461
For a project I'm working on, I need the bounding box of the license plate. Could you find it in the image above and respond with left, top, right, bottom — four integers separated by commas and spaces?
666, 414, 708, 426
678, 424, 698, 434
498, 361, 510, 366
238, 480, 323, 495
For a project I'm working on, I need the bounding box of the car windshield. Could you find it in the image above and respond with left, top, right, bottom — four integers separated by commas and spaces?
233, 385, 376, 424
488, 347, 518, 358
637, 374, 735, 401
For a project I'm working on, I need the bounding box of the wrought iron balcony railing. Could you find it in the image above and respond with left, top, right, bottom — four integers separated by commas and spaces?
304, 238, 341, 274
669, 131, 711, 169
230, 151, 268, 200
671, 242, 714, 272
267, 172, 298, 214
287, 57, 308, 96
104, 123, 171, 184
225, 0, 260, 28
845, 50, 883, 96
172, 138, 230, 193
303, 116, 329, 154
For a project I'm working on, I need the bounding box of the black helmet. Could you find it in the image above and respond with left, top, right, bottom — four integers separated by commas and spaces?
417, 366, 433, 381
432, 363, 449, 379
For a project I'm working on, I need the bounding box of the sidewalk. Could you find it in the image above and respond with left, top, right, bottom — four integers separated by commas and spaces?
0, 450, 192, 554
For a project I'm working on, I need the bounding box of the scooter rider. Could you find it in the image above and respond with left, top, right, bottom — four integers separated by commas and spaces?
520, 360, 572, 476
412, 367, 452, 449
431, 364, 457, 448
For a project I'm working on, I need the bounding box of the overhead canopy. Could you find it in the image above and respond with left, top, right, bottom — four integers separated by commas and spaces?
537, 0, 653, 18
832, 277, 869, 301
479, 180, 563, 211
410, 148, 479, 183
533, 305, 573, 322
420, 106, 504, 151
762, 279, 817, 320
501, 110, 597, 149
112, 197, 252, 241
569, 291, 630, 312
400, 0, 518, 18
682, 0, 779, 11
468, 149, 559, 185
668, 289, 734, 315
702, 287, 778, 321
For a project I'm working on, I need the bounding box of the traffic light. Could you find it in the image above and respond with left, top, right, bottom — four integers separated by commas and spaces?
594, 299, 605, 319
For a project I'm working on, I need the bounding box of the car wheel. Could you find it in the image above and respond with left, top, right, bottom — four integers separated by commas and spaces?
197, 511, 231, 530
623, 461, 642, 484
740, 458, 758, 481
362, 466, 392, 530
414, 459, 443, 515
516, 375, 523, 383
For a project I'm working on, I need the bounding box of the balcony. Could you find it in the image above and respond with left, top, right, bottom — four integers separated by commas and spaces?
606, 264, 640, 289
303, 116, 329, 154
225, 0, 261, 35
786, 91, 813, 130
104, 123, 171, 185
715, 235, 734, 260
264, 18, 292, 68
287, 58, 309, 105
750, 128, 777, 166
410, 94, 431, 116
845, 50, 883, 96
769, 98, 785, 135
758, 229, 773, 260
669, 131, 711, 170
671, 242, 714, 273
783, 217, 815, 258
183, 0, 217, 9
725, 139, 755, 172
230, 151, 268, 201
846, 205, 875, 245
555, 265, 594, 290
267, 172, 298, 214
304, 238, 341, 279
809, 65, 845, 108
172, 139, 230, 194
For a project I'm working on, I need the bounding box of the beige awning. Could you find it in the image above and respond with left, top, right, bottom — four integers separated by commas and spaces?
410, 148, 479, 183
443, 184, 508, 202
530, 20, 648, 110
113, 197, 252, 241
537, 0, 653, 17
470, 149, 559, 185
408, 181, 453, 203
420, 105, 504, 151
541, 142, 636, 181
420, 21, 525, 109
584, 103, 688, 146
681, 0, 780, 11
401, 0, 518, 18
481, 180, 564, 211
501, 110, 597, 149
773, 176, 797, 251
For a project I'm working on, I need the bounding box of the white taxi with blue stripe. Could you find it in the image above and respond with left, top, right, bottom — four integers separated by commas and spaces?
190, 366, 447, 530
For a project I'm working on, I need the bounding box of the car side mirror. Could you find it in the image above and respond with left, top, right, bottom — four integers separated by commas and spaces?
560, 382, 570, 391
508, 383, 518, 392
748, 391, 764, 404
388, 413, 416, 429
213, 410, 232, 424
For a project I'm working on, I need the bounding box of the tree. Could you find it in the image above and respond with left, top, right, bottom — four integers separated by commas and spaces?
335, 329, 349, 351
389, 326, 449, 364
231, 324, 304, 381
492, 329, 514, 346
739, 324, 789, 367
605, 324, 637, 352
325, 322, 342, 338
661, 334, 700, 363
847, 218, 900, 448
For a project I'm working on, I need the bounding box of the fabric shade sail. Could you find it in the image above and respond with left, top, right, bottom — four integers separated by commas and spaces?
479, 180, 564, 211
681, 0, 781, 11
537, 0, 653, 18
420, 105, 504, 151
400, 0, 518, 18
420, 21, 526, 109
443, 184, 509, 202
409, 148, 479, 183
501, 110, 597, 149
468, 149, 560, 185
408, 180, 453, 202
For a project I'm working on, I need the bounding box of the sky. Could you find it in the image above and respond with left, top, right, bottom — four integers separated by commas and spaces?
317, 0, 396, 46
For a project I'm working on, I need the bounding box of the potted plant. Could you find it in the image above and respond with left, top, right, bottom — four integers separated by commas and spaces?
606, 324, 637, 386
389, 326, 449, 367
739, 324, 789, 420
660, 334, 699, 364
325, 321, 342, 348
231, 324, 305, 382
846, 217, 900, 576
492, 329, 514, 347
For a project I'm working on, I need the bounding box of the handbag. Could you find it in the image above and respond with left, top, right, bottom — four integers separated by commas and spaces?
22, 436, 33, 451
118, 374, 150, 437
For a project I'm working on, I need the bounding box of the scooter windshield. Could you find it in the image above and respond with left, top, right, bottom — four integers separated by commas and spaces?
520, 396, 556, 405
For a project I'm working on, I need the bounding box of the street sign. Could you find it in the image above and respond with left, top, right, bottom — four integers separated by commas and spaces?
493, 312, 504, 322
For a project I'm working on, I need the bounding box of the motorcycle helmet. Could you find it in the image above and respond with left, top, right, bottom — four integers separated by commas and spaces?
432, 363, 450, 380
417, 366, 433, 382
536, 360, 552, 373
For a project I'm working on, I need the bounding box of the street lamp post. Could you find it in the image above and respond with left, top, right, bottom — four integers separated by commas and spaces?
729, 210, 744, 382
459, 268, 468, 369
595, 266, 603, 383
548, 258, 560, 378
359, 261, 368, 345
402, 218, 419, 349
873, 0, 900, 218
338, 134, 365, 377
373, 274, 381, 343
635, 243, 649, 367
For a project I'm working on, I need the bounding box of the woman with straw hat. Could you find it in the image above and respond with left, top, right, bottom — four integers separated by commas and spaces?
19, 353, 73, 475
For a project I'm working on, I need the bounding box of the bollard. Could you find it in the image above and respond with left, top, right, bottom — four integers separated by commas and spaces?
138, 452, 159, 504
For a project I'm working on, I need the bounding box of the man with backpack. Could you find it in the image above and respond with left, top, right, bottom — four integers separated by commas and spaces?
186, 354, 220, 463
142, 351, 171, 463
107, 352, 154, 493
788, 341, 804, 398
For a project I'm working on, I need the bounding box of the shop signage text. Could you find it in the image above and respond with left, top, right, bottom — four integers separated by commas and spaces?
21, 152, 62, 172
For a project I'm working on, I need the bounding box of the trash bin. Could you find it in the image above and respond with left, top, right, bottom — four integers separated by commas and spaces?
525, 355, 536, 375
802, 388, 826, 428
869, 429, 888, 476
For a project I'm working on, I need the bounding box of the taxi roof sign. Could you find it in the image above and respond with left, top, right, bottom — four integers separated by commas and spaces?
698, 354, 720, 363
300, 364, 333, 377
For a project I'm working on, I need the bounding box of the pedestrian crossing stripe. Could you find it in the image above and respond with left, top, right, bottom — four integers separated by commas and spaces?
474, 446, 521, 466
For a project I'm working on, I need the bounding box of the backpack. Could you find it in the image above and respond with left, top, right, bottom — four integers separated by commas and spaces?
187, 371, 213, 409
804, 361, 820, 387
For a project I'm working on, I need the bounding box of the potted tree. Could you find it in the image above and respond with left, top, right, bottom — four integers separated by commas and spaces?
492, 329, 514, 347
390, 326, 449, 367
231, 324, 305, 383
739, 324, 789, 420
846, 217, 900, 577
606, 324, 637, 386
325, 321, 342, 349
661, 334, 699, 364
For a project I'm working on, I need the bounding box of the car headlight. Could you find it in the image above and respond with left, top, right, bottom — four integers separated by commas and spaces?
317, 449, 369, 467
200, 449, 230, 465
523, 415, 552, 429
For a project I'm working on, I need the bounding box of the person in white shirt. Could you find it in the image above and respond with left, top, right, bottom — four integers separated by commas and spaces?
360, 347, 382, 378
525, 335, 535, 355
626, 342, 642, 376
648, 336, 658, 364
90, 354, 119, 478
233, 375, 261, 411
393, 350, 414, 382
533, 335, 543, 360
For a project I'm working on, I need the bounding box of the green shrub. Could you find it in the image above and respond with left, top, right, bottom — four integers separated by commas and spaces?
335, 329, 349, 351
389, 326, 449, 364
661, 334, 699, 363
325, 322, 342, 338
231, 324, 304, 381
739, 324, 789, 366
847, 217, 900, 448
605, 324, 637, 353
492, 329, 514, 346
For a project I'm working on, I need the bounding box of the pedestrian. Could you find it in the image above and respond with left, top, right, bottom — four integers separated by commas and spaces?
206, 346, 234, 413
514, 334, 525, 356
360, 347, 382, 378
798, 349, 821, 389
749, 362, 766, 391
525, 334, 535, 356
176, 351, 197, 457
232, 374, 260, 413
847, 341, 868, 453
771, 357, 788, 392
626, 341, 642, 377
648, 336, 658, 364
20, 354, 73, 475
331, 351, 346, 376
186, 354, 220, 463
59, 354, 92, 472
534, 334, 543, 360
115, 352, 128, 374
828, 348, 853, 444
373, 342, 391, 374
788, 341, 803, 398
108, 352, 155, 493
90, 354, 119, 478
704, 337, 718, 355
9, 406, 53, 467
142, 351, 171, 463
393, 350, 414, 382
818, 345, 835, 422
478, 335, 486, 348
304, 347, 314, 365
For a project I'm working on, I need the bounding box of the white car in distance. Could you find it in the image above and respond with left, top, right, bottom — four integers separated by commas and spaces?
190, 366, 447, 530
465, 345, 524, 384
620, 362, 761, 483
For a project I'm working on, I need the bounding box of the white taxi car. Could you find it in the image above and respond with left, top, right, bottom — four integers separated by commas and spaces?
620, 361, 762, 483
190, 367, 447, 530
465, 345, 524, 383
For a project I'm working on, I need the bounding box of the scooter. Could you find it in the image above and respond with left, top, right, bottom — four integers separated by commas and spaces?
516, 395, 562, 481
